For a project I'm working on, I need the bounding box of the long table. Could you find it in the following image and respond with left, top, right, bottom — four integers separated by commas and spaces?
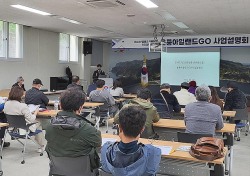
38, 102, 104, 129
153, 119, 235, 175
102, 134, 227, 176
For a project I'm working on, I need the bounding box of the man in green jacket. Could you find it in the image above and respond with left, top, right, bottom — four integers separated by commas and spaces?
114, 88, 160, 138
45, 88, 101, 171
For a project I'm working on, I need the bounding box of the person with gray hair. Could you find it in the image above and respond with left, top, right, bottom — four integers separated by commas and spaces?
12, 76, 26, 91
184, 85, 224, 135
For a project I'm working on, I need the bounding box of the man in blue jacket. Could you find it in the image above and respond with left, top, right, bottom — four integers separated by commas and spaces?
101, 105, 161, 176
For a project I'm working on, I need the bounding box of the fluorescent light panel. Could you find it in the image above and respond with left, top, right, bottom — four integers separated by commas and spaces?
59, 17, 82, 24
135, 0, 158, 8
172, 22, 189, 29
11, 4, 51, 16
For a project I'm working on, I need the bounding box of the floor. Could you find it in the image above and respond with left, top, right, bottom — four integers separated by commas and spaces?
1, 123, 249, 176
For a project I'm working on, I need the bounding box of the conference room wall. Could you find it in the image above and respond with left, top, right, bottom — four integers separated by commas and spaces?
0, 26, 83, 90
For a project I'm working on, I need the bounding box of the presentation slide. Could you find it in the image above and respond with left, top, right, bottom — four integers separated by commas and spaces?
161, 52, 220, 86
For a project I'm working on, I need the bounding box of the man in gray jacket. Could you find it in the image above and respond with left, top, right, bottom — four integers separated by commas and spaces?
89, 79, 118, 125
184, 85, 224, 136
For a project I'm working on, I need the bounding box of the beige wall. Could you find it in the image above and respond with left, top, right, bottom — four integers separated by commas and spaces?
0, 26, 85, 91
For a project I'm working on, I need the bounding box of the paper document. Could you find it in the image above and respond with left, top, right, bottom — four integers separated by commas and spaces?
176, 146, 191, 152
154, 145, 173, 155
28, 104, 40, 113
102, 138, 117, 146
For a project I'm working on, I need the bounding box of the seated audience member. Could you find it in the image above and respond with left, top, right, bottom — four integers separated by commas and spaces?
173, 82, 196, 107
89, 79, 118, 119
92, 64, 105, 79
0, 98, 10, 147
224, 81, 247, 123
209, 86, 223, 110
67, 75, 83, 91
160, 83, 181, 117
87, 78, 98, 96
45, 88, 101, 171
115, 88, 160, 138
184, 85, 224, 136
25, 78, 49, 109
101, 106, 161, 176
4, 86, 45, 151
12, 76, 26, 91
110, 79, 124, 97
188, 80, 197, 95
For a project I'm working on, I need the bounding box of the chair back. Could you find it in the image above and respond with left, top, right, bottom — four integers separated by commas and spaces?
99, 169, 112, 176
49, 154, 95, 176
91, 101, 109, 117
5, 114, 28, 130
233, 108, 248, 121
177, 132, 213, 143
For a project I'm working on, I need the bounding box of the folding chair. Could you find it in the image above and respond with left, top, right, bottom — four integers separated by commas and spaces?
4, 114, 44, 164
233, 108, 249, 141
92, 101, 110, 133
177, 132, 212, 143
48, 154, 97, 176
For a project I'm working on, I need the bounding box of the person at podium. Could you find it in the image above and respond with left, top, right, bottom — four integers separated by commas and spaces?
92, 64, 105, 79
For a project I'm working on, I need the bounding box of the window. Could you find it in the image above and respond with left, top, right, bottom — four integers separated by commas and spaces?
59, 33, 78, 62
0, 20, 23, 59
0, 21, 6, 57
59, 33, 69, 62
8, 23, 22, 58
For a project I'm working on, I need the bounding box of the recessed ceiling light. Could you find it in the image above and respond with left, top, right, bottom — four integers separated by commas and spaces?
59, 17, 82, 25
11, 4, 51, 16
135, 0, 158, 8
172, 22, 189, 29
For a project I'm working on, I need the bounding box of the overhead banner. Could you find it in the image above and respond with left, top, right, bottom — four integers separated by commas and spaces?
112, 34, 250, 48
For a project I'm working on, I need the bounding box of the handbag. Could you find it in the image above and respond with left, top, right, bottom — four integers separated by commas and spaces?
189, 137, 224, 161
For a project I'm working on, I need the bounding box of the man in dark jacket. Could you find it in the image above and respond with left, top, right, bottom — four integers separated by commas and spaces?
160, 83, 181, 117
45, 88, 101, 171
25, 78, 49, 109
224, 81, 247, 110
92, 64, 105, 79
224, 81, 247, 124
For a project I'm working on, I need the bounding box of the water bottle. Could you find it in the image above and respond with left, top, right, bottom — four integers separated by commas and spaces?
54, 98, 59, 110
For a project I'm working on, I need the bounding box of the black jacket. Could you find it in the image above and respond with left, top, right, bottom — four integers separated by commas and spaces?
160, 90, 181, 113
12, 82, 26, 91
25, 87, 49, 108
224, 89, 247, 110
92, 70, 105, 79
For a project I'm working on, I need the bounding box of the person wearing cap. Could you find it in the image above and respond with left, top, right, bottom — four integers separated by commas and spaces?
12, 76, 26, 91
173, 82, 196, 107
92, 64, 105, 79
184, 85, 224, 136
25, 78, 49, 109
160, 83, 181, 117
224, 81, 247, 124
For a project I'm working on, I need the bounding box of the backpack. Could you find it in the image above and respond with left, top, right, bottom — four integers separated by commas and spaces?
189, 137, 224, 161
